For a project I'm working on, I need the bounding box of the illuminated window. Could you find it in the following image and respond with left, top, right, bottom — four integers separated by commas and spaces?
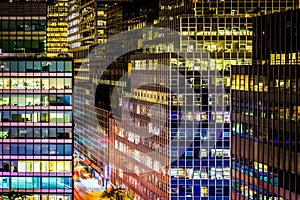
201, 186, 208, 197
231, 75, 236, 89
98, 30, 104, 35
97, 11, 105, 17
199, 149, 208, 158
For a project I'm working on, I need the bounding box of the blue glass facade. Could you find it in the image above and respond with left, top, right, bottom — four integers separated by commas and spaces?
103, 45, 231, 199
74, 25, 231, 199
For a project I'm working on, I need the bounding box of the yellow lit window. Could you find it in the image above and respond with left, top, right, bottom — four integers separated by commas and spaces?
292, 106, 300, 121
244, 75, 249, 91
98, 30, 104, 35
240, 75, 245, 90
97, 20, 106, 26
236, 75, 240, 90
281, 54, 285, 64
231, 75, 236, 90
97, 11, 105, 17
275, 54, 281, 64
201, 186, 208, 197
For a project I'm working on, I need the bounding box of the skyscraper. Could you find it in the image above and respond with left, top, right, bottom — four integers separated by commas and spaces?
0, 1, 74, 198
73, 0, 160, 190
47, 0, 69, 57
231, 8, 300, 200
73, 0, 299, 199
68, 0, 115, 77
0, 0, 47, 54
0, 56, 73, 199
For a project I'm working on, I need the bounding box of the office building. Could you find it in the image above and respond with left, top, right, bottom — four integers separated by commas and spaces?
107, 0, 159, 36
70, 0, 113, 187
0, 56, 73, 199
75, 1, 229, 199
47, 0, 69, 57
106, 49, 231, 199
73, 0, 298, 199
73, 0, 160, 188
231, 9, 300, 200
0, 1, 74, 199
105, 1, 296, 199
68, 0, 114, 77
68, 0, 149, 77
0, 0, 47, 54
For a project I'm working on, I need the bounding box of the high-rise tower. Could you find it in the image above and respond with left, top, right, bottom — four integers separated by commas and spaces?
0, 56, 74, 199
0, 1, 74, 199
231, 8, 300, 200
73, 0, 299, 199
0, 0, 47, 54
47, 0, 69, 57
